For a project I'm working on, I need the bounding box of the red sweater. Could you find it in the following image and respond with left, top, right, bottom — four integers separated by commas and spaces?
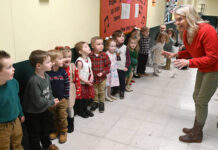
178, 23, 218, 72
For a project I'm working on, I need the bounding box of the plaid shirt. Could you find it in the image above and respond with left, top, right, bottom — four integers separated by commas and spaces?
89, 51, 111, 84
139, 35, 151, 54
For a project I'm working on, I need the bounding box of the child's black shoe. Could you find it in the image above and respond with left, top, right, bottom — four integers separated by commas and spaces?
99, 102, 105, 113
86, 110, 94, 117
90, 102, 98, 111
67, 117, 74, 133
120, 91, 125, 99
78, 112, 89, 118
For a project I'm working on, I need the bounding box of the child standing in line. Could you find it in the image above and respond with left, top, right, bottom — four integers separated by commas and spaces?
137, 26, 151, 76
126, 38, 139, 92
56, 46, 82, 133
47, 50, 69, 143
112, 30, 131, 99
89, 36, 111, 113
163, 28, 175, 70
75, 42, 95, 118
130, 28, 141, 78
152, 32, 169, 76
105, 38, 120, 102
0, 50, 24, 150
22, 50, 59, 150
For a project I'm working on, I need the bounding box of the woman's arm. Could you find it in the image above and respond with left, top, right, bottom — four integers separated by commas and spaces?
189, 26, 218, 68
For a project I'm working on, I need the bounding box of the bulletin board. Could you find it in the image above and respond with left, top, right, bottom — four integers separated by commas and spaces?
100, 0, 148, 38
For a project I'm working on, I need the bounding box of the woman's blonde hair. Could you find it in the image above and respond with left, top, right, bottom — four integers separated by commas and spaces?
174, 5, 208, 44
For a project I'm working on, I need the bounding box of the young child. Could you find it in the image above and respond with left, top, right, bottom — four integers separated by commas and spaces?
163, 28, 175, 70
56, 46, 82, 133
75, 42, 95, 117
0, 50, 24, 150
89, 36, 111, 113
137, 26, 151, 76
112, 30, 130, 99
152, 32, 169, 76
105, 38, 120, 102
126, 38, 139, 92
47, 50, 69, 143
130, 28, 141, 42
22, 50, 59, 150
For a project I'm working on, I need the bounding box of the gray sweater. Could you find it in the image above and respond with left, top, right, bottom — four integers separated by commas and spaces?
22, 73, 55, 113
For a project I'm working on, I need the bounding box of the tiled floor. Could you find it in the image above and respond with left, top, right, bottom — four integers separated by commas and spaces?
53, 66, 218, 150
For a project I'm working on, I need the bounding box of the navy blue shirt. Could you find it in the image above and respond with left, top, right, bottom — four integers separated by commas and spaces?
47, 68, 69, 100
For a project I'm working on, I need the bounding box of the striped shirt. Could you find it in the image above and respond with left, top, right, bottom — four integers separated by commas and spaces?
47, 68, 69, 100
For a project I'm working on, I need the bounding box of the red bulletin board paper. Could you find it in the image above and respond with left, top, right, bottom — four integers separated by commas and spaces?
100, 0, 148, 38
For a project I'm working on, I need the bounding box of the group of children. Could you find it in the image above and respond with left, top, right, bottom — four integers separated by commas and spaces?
0, 25, 176, 150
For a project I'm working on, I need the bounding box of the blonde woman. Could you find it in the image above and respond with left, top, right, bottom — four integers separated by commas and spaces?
163, 5, 218, 143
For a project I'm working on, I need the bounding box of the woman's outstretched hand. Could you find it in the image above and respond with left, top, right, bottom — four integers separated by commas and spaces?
161, 51, 178, 58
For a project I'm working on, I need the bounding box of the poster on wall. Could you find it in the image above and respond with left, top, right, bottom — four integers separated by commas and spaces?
152, 0, 156, 7
165, 0, 178, 22
100, 0, 148, 38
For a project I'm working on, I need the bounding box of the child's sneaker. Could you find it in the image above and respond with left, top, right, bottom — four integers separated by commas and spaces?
125, 86, 133, 92
131, 80, 135, 83
109, 95, 117, 100
49, 132, 58, 140
153, 72, 159, 76
133, 74, 140, 78
90, 102, 98, 111
99, 102, 105, 113
59, 132, 67, 143
45, 144, 59, 150
106, 97, 113, 102
143, 72, 149, 76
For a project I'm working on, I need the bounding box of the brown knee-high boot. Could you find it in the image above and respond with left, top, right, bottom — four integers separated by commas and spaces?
183, 117, 197, 134
179, 121, 203, 143
164, 58, 171, 70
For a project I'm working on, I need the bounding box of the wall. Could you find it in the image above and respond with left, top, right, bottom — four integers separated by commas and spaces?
1, 0, 169, 62
146, 0, 166, 28
196, 0, 218, 16
0, 0, 100, 62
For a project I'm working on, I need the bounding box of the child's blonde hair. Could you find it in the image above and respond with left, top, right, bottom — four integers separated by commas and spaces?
127, 38, 139, 52
48, 49, 63, 62
156, 32, 169, 43
141, 26, 149, 32
74, 41, 87, 56
91, 36, 103, 46
105, 38, 116, 51
55, 46, 72, 56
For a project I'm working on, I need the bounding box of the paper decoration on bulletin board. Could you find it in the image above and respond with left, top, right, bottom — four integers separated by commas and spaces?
165, 0, 178, 22
152, 0, 156, 7
100, 0, 148, 38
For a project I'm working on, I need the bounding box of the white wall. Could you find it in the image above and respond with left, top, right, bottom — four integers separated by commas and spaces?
0, 0, 171, 62
197, 0, 218, 16
146, 0, 166, 27
0, 0, 100, 62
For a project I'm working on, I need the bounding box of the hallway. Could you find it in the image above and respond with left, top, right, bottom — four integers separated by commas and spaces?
54, 66, 218, 150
